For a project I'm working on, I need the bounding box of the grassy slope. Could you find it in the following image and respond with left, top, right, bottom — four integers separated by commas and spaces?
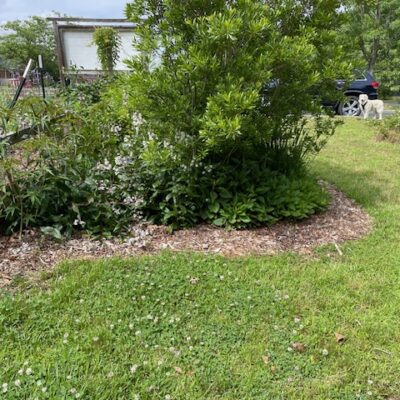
1, 119, 399, 399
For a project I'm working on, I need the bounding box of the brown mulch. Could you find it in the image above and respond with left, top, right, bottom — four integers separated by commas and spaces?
0, 184, 372, 288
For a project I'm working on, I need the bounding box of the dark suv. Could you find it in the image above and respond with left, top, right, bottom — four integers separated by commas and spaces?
333, 71, 380, 116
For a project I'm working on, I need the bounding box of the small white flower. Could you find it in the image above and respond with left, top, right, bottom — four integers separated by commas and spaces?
107, 371, 114, 379
15, 379, 21, 387
42, 387, 47, 392
135, 330, 141, 336
64, 333, 69, 339
70, 388, 77, 395
368, 380, 374, 385
129, 323, 134, 330
18, 368, 24, 375
2, 383, 8, 389
67, 375, 72, 380
130, 365, 138, 374
283, 294, 290, 300
367, 391, 373, 396
165, 395, 172, 400
294, 317, 301, 324
287, 347, 294, 352
110, 324, 115, 330
23, 361, 29, 366
36, 380, 42, 386
219, 275, 224, 280
322, 349, 329, 356
75, 319, 80, 324
93, 336, 99, 342
75, 394, 81, 399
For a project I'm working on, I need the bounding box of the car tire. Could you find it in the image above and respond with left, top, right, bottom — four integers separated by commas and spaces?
338, 95, 361, 116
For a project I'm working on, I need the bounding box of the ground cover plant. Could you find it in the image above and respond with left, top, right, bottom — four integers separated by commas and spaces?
0, 119, 400, 399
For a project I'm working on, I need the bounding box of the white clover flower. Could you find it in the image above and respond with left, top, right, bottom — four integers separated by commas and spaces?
165, 395, 172, 400
75, 394, 81, 399
367, 391, 373, 396
23, 361, 29, 366
129, 323, 134, 330
93, 336, 99, 342
70, 388, 77, 395
18, 368, 24, 375
107, 371, 114, 379
42, 387, 47, 393
2, 383, 8, 393
130, 365, 138, 374
322, 349, 329, 356
110, 324, 115, 330
368, 380, 374, 385
287, 347, 294, 352
67, 375, 72, 380
135, 330, 141, 336
294, 317, 301, 324
15, 379, 21, 387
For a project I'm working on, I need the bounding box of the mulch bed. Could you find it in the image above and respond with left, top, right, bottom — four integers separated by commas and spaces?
0, 184, 372, 288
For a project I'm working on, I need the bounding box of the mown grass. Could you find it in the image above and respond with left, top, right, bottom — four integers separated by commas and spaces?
1, 118, 400, 399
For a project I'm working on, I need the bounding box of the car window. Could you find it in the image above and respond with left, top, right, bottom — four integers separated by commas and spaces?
354, 72, 366, 80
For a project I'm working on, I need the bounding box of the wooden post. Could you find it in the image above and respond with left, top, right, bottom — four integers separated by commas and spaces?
52, 20, 66, 87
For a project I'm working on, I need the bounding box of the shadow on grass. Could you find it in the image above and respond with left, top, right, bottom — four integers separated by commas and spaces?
313, 160, 389, 208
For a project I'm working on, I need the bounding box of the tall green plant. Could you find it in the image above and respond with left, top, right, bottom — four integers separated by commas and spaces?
125, 0, 349, 167
92, 27, 122, 73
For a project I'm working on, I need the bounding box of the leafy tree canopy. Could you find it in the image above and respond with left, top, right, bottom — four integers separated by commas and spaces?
341, 0, 400, 92
0, 16, 58, 79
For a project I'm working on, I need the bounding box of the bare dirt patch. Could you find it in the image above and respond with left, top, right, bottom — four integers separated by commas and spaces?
0, 184, 372, 287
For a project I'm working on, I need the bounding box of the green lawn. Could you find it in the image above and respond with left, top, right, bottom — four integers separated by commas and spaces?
1, 118, 400, 399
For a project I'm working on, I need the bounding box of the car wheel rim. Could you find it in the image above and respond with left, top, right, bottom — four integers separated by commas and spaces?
342, 99, 360, 116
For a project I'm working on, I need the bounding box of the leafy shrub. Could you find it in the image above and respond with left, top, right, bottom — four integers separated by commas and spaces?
0, 88, 135, 237
374, 112, 400, 143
